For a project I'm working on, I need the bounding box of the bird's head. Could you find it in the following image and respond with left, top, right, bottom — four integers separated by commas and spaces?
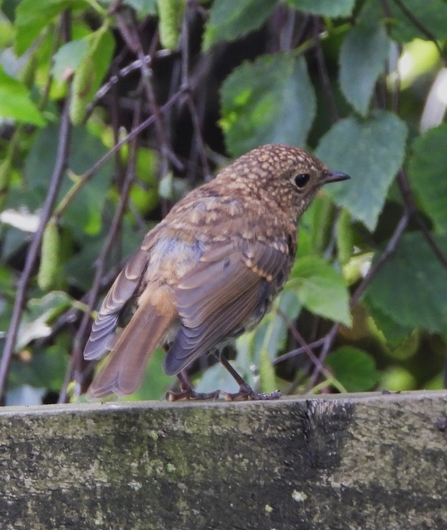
219, 144, 350, 219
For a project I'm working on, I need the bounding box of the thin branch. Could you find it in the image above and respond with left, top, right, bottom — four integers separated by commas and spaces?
397, 169, 447, 271
0, 14, 73, 401
115, 9, 183, 172
305, 212, 410, 391
273, 337, 327, 365
313, 18, 339, 124
52, 90, 186, 219
58, 102, 143, 403
276, 308, 327, 377
392, 0, 447, 65
181, 4, 211, 181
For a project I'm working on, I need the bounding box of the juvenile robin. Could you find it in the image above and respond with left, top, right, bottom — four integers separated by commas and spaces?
84, 144, 349, 400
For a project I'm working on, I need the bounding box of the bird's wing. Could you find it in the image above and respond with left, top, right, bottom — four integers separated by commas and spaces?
83, 246, 151, 361
164, 239, 290, 375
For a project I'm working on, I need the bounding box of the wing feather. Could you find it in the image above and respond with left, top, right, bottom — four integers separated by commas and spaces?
164, 240, 290, 375
84, 248, 149, 361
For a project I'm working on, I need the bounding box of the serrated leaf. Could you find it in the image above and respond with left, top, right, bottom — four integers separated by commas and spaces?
0, 67, 45, 126
359, 0, 447, 43
315, 110, 408, 231
203, 0, 278, 50
368, 304, 413, 347
220, 52, 316, 157
287, 0, 355, 17
365, 233, 447, 334
15, 0, 73, 56
339, 22, 390, 116
326, 346, 379, 392
287, 256, 351, 326
408, 124, 447, 234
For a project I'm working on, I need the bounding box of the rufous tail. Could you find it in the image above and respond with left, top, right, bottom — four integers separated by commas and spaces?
88, 299, 176, 398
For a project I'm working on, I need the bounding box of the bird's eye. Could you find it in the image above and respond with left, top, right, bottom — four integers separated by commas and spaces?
293, 173, 310, 189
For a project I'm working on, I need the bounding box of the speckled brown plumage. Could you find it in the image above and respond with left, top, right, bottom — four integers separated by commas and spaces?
84, 144, 349, 399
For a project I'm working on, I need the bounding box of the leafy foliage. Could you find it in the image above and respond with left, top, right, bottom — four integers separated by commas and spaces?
408, 124, 447, 233
316, 111, 408, 230
0, 0, 446, 405
339, 22, 390, 116
220, 52, 316, 156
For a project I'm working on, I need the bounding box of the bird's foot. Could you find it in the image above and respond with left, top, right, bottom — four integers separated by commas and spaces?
166, 388, 220, 401
222, 383, 282, 401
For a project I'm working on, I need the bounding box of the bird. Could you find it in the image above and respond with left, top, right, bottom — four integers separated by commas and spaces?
83, 144, 350, 400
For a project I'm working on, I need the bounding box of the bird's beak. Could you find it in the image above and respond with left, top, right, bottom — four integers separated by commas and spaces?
324, 171, 350, 184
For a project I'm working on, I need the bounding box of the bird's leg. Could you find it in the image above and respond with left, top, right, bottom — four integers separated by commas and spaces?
218, 355, 282, 401
166, 371, 220, 401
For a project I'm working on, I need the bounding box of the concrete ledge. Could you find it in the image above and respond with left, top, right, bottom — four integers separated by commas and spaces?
1, 391, 447, 529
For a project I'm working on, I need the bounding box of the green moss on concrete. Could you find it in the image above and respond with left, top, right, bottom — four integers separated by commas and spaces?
0, 393, 447, 528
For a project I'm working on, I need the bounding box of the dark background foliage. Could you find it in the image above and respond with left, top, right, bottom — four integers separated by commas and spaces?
0, 0, 446, 405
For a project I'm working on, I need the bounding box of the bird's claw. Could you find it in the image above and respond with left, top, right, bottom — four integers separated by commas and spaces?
166, 389, 221, 401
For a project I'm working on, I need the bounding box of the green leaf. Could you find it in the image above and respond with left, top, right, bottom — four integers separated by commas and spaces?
203, 0, 279, 50
24, 124, 113, 237
365, 233, 447, 334
359, 0, 447, 43
16, 292, 72, 350
220, 52, 316, 157
408, 124, 447, 234
52, 39, 90, 81
15, 0, 73, 56
315, 110, 408, 231
339, 22, 390, 116
368, 304, 414, 347
287, 256, 351, 326
10, 345, 69, 392
326, 346, 379, 392
124, 0, 157, 16
195, 362, 240, 394
0, 67, 45, 126
286, 0, 355, 17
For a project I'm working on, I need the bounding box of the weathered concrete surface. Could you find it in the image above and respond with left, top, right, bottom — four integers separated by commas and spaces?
1, 391, 447, 529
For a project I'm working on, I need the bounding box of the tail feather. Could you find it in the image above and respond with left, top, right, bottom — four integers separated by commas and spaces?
88, 300, 176, 398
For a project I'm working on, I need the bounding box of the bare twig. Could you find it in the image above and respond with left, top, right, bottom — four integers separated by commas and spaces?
52, 90, 186, 220
181, 5, 211, 181
58, 101, 143, 403
392, 0, 447, 65
0, 12, 73, 401
304, 212, 410, 391
397, 169, 447, 271
115, 9, 183, 172
313, 18, 339, 124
